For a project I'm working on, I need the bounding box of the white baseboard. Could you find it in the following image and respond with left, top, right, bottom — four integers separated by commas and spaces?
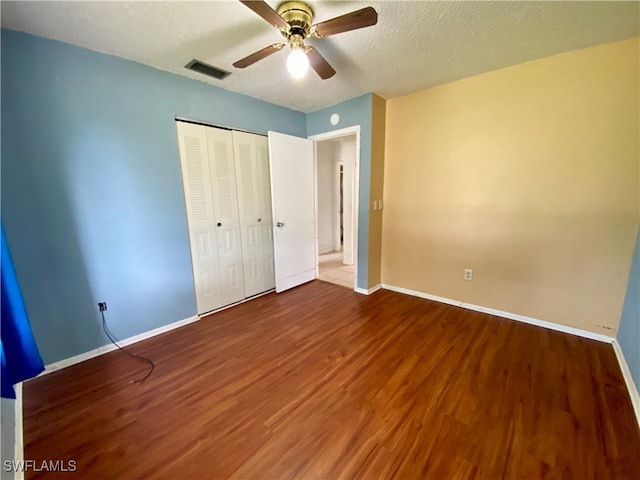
41, 315, 200, 375
381, 284, 614, 344
15, 382, 24, 480
612, 340, 640, 428
355, 284, 382, 295
203, 289, 274, 316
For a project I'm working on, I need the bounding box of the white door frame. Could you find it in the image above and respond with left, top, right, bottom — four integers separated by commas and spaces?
308, 126, 361, 291
335, 161, 343, 252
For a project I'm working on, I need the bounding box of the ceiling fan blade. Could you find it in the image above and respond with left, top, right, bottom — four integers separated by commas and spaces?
312, 6, 378, 38
305, 47, 336, 80
233, 43, 285, 68
239, 0, 289, 29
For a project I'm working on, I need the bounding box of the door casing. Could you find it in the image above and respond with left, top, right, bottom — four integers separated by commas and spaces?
309, 126, 361, 291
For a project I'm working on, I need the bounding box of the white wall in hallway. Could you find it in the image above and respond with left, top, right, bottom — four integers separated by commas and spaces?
315, 134, 357, 262
338, 136, 356, 265
317, 141, 336, 254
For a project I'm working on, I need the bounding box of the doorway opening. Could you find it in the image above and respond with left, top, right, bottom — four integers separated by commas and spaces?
310, 127, 360, 290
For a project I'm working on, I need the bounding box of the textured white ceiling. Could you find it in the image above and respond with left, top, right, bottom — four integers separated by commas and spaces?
1, 1, 638, 113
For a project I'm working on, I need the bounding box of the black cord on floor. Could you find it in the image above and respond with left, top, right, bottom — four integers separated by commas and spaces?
101, 311, 155, 384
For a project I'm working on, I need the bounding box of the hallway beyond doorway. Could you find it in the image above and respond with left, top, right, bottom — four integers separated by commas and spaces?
318, 251, 354, 289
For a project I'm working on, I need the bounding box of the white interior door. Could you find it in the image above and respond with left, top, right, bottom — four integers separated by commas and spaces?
206, 127, 245, 306
176, 122, 222, 314
268, 131, 315, 293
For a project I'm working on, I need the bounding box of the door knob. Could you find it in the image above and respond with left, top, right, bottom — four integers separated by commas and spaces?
257, 218, 262, 223
217, 222, 222, 227
276, 222, 284, 228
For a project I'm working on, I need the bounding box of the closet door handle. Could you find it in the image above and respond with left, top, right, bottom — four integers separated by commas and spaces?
276, 222, 284, 228
217, 222, 222, 227
257, 218, 262, 223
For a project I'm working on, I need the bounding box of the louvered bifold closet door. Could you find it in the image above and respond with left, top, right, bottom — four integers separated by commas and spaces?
176, 122, 223, 314
255, 135, 276, 291
232, 131, 275, 297
206, 128, 246, 306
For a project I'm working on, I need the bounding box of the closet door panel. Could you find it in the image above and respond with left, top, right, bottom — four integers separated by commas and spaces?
207, 128, 246, 306
176, 122, 222, 314
256, 135, 276, 291
233, 131, 266, 297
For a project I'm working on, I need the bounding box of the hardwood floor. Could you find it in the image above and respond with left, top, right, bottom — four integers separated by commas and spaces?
23, 281, 639, 479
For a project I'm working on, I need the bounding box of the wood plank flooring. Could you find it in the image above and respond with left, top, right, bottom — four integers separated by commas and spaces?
23, 281, 640, 479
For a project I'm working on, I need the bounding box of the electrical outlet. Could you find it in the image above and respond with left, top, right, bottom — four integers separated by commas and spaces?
98, 302, 108, 312
464, 269, 473, 281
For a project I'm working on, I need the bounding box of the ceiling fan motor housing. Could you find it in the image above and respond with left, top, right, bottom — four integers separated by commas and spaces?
277, 1, 314, 38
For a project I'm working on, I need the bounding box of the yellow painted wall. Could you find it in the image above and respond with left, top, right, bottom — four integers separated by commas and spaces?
382, 38, 640, 335
368, 94, 386, 288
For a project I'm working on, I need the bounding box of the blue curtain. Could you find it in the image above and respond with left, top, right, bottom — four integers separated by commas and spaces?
1, 225, 44, 398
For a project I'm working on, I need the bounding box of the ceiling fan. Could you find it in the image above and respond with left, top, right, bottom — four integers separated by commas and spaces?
233, 0, 378, 80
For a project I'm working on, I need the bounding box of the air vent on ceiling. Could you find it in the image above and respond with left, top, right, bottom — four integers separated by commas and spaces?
185, 60, 230, 80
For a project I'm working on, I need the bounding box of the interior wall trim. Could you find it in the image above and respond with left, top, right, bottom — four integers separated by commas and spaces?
612, 340, 640, 429
38, 288, 277, 377
355, 284, 381, 295
309, 125, 363, 290
174, 116, 267, 137
307, 125, 361, 142
380, 284, 615, 343
38, 315, 200, 376
201, 289, 275, 316
15, 383, 24, 480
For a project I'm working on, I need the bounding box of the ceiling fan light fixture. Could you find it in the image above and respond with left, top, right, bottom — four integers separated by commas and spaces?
286, 47, 309, 79
235, 1, 378, 80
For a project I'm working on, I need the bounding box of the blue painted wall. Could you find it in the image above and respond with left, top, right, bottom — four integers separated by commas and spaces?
306, 94, 373, 290
1, 30, 306, 364
618, 227, 640, 388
